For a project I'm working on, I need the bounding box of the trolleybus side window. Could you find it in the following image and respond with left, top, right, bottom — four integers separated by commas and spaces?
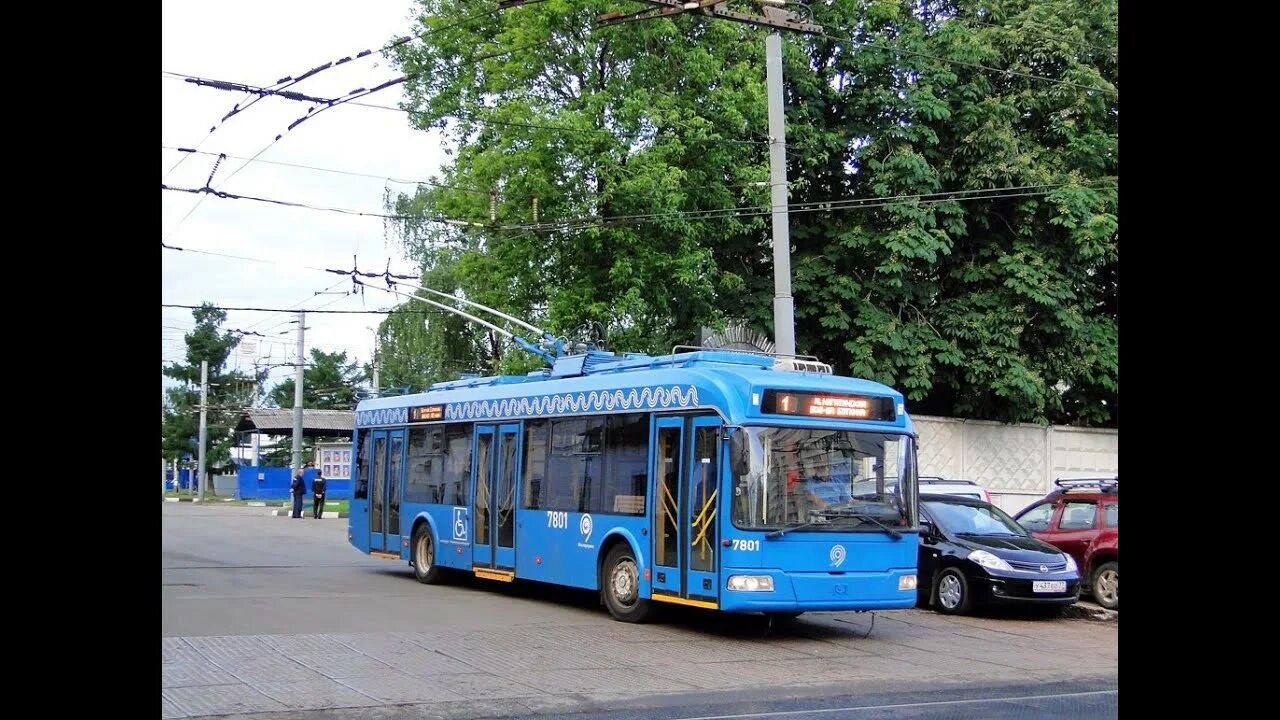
443, 423, 473, 505
602, 413, 648, 516
405, 427, 444, 504
354, 433, 371, 499
548, 417, 603, 512
522, 420, 549, 510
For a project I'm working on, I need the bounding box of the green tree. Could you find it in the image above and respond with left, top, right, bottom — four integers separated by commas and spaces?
386, 0, 773, 363
382, 0, 1117, 427
783, 0, 1117, 425
162, 304, 258, 478
268, 348, 369, 409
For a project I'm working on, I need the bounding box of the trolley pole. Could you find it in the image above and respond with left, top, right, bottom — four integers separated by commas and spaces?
197, 359, 208, 503
291, 311, 306, 480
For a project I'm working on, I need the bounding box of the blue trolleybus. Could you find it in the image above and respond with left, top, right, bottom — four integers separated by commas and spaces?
348, 348, 920, 622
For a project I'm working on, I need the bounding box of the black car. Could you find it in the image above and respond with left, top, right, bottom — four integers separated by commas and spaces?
917, 494, 1082, 615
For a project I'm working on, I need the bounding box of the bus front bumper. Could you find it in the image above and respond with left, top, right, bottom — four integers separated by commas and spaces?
715, 567, 919, 613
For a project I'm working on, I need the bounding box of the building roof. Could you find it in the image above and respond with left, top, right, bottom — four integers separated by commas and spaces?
235, 408, 354, 437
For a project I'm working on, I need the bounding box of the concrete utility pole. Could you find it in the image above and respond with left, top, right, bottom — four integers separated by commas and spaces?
765, 30, 795, 356
506, 0, 821, 356
162, 406, 167, 501
371, 328, 380, 394
197, 359, 208, 503
292, 311, 306, 480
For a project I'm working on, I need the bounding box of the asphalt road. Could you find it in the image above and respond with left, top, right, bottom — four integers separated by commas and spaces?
162, 501, 1117, 719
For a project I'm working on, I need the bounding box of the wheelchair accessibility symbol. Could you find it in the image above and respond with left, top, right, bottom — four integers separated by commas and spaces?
452, 507, 468, 542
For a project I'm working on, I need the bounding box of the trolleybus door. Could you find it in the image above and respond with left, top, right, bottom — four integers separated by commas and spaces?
650, 415, 723, 606
685, 417, 723, 605
472, 423, 519, 571
369, 429, 404, 552
650, 417, 684, 597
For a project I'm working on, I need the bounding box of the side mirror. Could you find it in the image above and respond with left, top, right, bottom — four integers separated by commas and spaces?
729, 430, 750, 477
919, 520, 935, 538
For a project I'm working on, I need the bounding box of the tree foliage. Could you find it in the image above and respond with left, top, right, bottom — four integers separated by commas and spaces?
381, 0, 1117, 426
268, 348, 369, 410
161, 303, 259, 472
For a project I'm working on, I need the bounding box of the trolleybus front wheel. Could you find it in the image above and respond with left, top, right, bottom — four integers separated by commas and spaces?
602, 543, 653, 623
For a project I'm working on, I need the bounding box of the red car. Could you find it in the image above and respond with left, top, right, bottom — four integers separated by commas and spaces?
1012, 478, 1118, 610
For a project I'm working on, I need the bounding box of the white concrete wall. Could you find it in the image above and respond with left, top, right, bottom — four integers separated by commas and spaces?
914, 415, 1117, 515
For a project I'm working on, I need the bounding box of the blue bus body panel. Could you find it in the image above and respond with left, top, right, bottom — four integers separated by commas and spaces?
515, 512, 648, 591
349, 352, 919, 613
717, 531, 919, 612
399, 505, 472, 570
718, 568, 918, 612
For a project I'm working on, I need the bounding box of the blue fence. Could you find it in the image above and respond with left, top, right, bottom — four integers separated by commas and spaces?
166, 469, 193, 490
235, 466, 353, 501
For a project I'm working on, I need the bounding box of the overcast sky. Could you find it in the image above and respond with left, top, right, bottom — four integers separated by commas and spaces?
162, 0, 446, 397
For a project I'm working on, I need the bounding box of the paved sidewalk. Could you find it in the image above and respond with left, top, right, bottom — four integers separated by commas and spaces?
162, 609, 1117, 719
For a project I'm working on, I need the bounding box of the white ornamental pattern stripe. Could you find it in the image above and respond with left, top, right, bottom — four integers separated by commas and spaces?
445, 385, 700, 421
356, 407, 409, 427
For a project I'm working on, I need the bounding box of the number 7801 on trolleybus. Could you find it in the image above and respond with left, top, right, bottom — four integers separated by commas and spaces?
348, 347, 920, 622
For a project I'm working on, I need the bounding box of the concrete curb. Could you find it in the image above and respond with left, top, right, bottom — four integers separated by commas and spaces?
1064, 600, 1117, 621
270, 509, 348, 519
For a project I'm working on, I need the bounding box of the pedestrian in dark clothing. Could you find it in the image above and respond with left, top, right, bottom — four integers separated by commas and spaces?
311, 471, 327, 519
290, 465, 308, 518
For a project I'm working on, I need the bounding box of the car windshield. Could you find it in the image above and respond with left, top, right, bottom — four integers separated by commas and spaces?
731, 427, 917, 531
924, 500, 1027, 537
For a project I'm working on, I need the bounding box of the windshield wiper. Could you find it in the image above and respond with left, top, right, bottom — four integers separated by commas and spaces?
766, 518, 830, 538
767, 510, 903, 539
817, 509, 903, 539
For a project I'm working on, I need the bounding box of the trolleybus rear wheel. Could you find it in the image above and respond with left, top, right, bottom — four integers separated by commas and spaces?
411, 524, 443, 585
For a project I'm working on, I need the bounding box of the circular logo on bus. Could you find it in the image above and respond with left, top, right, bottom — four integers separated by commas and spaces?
830, 544, 847, 568
580, 514, 593, 540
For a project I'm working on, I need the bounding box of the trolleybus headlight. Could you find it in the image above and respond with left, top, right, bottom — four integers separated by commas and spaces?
968, 549, 1013, 571
898, 574, 917, 591
727, 575, 775, 592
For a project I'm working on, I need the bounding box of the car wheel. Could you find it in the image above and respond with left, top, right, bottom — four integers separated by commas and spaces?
1091, 561, 1118, 610
601, 543, 653, 623
933, 568, 973, 615
411, 524, 442, 584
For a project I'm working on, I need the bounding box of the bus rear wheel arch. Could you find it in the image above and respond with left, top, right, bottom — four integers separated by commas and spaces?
600, 540, 653, 623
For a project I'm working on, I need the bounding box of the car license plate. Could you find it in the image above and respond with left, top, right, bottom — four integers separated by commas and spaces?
1033, 581, 1066, 593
